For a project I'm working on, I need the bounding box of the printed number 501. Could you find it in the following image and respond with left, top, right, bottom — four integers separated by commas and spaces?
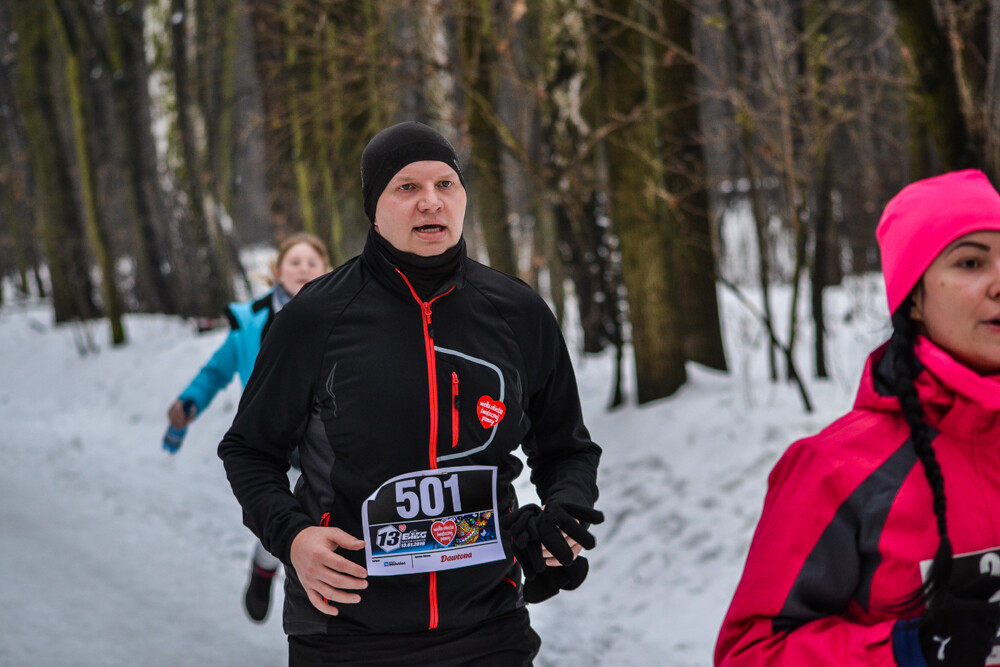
395, 475, 462, 519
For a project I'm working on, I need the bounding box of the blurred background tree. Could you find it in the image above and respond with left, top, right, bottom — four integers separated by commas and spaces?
1, 0, 998, 405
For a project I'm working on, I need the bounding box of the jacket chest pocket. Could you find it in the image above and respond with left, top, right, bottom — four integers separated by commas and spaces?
435, 351, 522, 465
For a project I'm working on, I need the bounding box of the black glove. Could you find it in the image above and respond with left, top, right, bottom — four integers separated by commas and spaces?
895, 572, 1000, 667
500, 502, 604, 580
916, 595, 1000, 666
522, 556, 590, 603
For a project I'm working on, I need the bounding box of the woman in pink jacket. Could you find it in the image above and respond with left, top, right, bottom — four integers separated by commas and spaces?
716, 169, 1000, 667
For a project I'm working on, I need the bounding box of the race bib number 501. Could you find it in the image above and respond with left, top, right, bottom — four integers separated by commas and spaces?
362, 465, 505, 576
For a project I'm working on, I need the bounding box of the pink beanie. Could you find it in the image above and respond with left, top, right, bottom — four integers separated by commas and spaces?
876, 169, 1000, 314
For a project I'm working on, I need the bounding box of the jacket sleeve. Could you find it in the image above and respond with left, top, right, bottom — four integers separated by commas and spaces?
178, 328, 240, 414
217, 296, 329, 566
519, 298, 601, 508
714, 439, 899, 666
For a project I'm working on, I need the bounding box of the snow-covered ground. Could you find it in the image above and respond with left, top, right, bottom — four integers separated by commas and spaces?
0, 276, 891, 666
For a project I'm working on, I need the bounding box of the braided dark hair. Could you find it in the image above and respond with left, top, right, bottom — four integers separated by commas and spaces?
888, 295, 953, 616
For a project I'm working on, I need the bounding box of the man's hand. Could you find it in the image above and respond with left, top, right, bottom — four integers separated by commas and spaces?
290, 526, 368, 615
541, 533, 583, 567
500, 502, 604, 579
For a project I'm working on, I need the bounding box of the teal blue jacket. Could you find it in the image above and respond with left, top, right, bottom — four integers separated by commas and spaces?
178, 293, 274, 414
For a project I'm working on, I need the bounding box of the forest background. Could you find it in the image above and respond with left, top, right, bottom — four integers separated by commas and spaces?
2, 0, 999, 406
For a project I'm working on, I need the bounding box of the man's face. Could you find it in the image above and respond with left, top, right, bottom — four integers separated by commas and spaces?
373, 160, 466, 256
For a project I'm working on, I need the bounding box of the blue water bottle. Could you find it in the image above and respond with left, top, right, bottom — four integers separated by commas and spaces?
163, 399, 195, 454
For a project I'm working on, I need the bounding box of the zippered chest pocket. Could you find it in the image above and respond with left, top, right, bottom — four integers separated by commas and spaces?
434, 347, 522, 464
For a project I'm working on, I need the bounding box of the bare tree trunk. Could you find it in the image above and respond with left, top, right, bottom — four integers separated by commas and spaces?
806, 0, 831, 379
988, 0, 1000, 179
102, 0, 181, 314
596, 0, 686, 402
12, 1, 99, 323
459, 0, 518, 276
171, 0, 233, 316
720, 0, 778, 380
282, 2, 317, 236
654, 0, 726, 371
230, 0, 271, 246
889, 0, 981, 173
211, 0, 251, 297
0, 7, 32, 297
534, 0, 624, 360
46, 0, 126, 344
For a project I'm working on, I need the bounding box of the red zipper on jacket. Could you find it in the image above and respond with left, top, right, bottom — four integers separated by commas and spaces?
451, 371, 460, 448
395, 268, 455, 630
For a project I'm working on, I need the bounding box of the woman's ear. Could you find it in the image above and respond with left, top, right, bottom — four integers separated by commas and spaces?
909, 284, 925, 324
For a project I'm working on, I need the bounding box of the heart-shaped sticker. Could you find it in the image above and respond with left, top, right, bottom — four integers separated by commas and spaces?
477, 396, 506, 428
431, 519, 457, 547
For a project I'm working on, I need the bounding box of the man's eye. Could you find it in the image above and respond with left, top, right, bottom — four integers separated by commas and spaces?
439, 180, 452, 188
399, 183, 415, 191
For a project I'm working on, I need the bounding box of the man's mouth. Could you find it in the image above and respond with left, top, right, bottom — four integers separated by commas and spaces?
414, 225, 445, 233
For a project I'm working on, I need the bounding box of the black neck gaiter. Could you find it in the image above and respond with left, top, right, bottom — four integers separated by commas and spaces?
371, 228, 464, 301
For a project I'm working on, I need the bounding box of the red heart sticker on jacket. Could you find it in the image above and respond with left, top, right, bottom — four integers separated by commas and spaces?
431, 519, 457, 547
477, 396, 506, 428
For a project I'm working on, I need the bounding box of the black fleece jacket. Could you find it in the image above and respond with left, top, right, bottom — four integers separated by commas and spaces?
218, 233, 601, 636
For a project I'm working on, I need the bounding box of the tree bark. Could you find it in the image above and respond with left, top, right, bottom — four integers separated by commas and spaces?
889, 0, 981, 173
459, 0, 518, 276
0, 5, 32, 297
171, 0, 233, 316
101, 0, 181, 314
596, 0, 686, 403
655, 0, 727, 371
46, 0, 127, 344
12, 1, 99, 323
534, 0, 624, 358
720, 0, 778, 380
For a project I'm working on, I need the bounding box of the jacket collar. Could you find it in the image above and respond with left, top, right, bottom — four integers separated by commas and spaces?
360, 227, 467, 302
856, 335, 1000, 436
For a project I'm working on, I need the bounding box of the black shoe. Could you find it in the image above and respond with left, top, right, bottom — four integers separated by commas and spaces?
244, 564, 277, 622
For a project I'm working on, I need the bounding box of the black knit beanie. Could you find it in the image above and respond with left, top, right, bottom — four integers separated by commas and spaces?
360, 121, 465, 223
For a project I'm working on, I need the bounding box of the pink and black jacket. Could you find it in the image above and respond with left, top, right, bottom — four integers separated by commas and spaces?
716, 337, 1000, 665
219, 231, 601, 637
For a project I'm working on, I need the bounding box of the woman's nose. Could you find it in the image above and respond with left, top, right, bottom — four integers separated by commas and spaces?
989, 260, 1000, 299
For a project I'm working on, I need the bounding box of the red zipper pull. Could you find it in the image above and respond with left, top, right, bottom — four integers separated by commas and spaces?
451, 372, 460, 448
422, 302, 435, 337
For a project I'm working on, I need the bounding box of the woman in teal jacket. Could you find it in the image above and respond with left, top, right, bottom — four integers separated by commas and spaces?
166, 232, 331, 623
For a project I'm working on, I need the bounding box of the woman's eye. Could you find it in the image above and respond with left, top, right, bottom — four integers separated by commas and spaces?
957, 258, 981, 269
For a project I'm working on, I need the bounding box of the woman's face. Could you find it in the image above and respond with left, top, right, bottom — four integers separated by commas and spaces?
911, 230, 1000, 375
274, 242, 327, 296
